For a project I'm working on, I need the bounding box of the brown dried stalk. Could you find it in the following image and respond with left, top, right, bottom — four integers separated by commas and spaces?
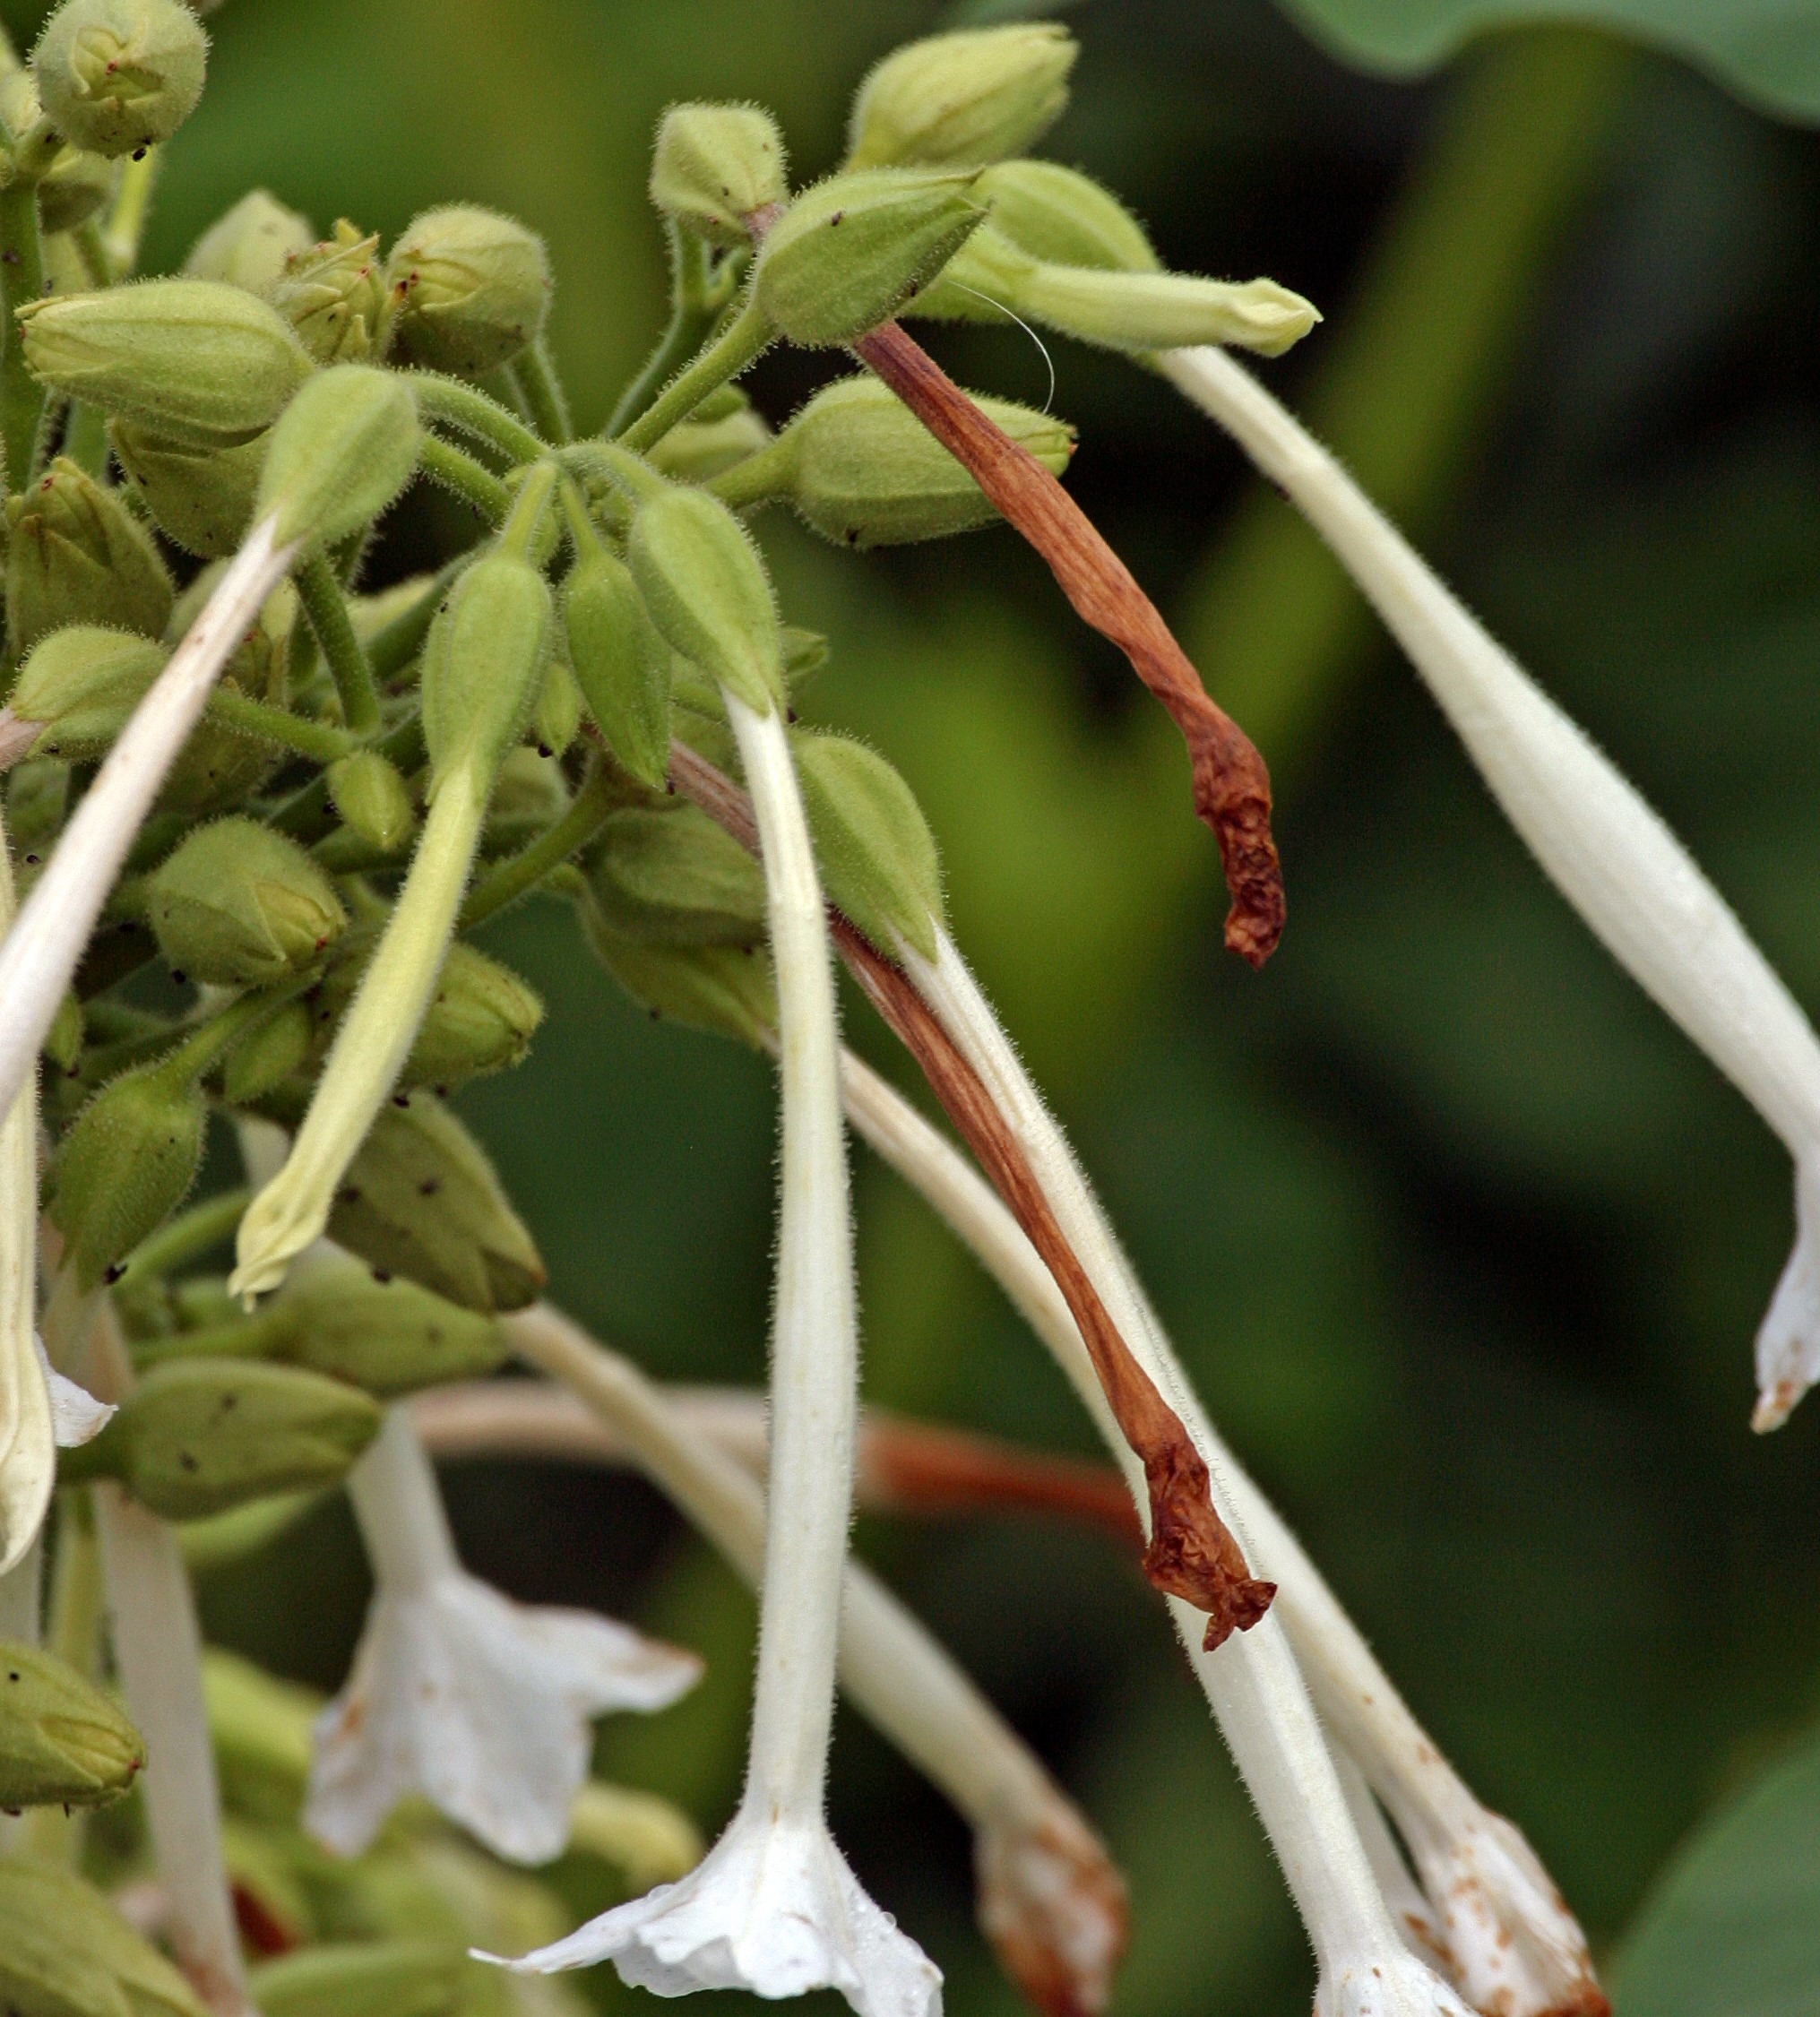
669, 738, 1273, 1651
851, 321, 1284, 967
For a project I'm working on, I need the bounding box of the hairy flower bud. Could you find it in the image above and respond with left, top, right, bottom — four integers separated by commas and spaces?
563, 546, 671, 789
267, 1248, 505, 1398
626, 485, 781, 713
5, 455, 173, 652
966, 159, 1158, 272
754, 167, 985, 348
385, 204, 551, 375
266, 220, 393, 364
0, 1858, 206, 2017
63, 1358, 382, 1519
109, 418, 266, 557
582, 918, 777, 1050
647, 386, 774, 484
327, 749, 415, 854
9, 625, 164, 759
50, 1059, 204, 1289
845, 24, 1074, 170
0, 69, 117, 235
148, 817, 347, 987
328, 1093, 545, 1314
311, 933, 542, 1090
793, 729, 944, 958
255, 362, 419, 550
650, 102, 789, 246
591, 804, 768, 946
419, 547, 553, 790
185, 189, 316, 293
249, 1942, 466, 2017
530, 657, 582, 757
32, 0, 208, 158
19, 279, 313, 449
221, 997, 311, 1106
0, 1637, 145, 1809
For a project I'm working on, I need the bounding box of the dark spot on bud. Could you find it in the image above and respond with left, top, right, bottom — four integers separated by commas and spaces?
221, 1393, 237, 1409
337, 1186, 361, 1203
418, 1178, 440, 1196
178, 1451, 197, 1470
103, 1263, 125, 1284
392, 1093, 410, 1107
6, 1671, 18, 1684
371, 1268, 392, 1283
170, 970, 186, 986
537, 744, 552, 758
829, 211, 845, 226
132, 146, 147, 162
23, 855, 38, 866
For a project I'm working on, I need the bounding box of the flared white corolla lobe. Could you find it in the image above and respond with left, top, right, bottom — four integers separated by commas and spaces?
976, 1805, 1126, 2017
1754, 1153, 1820, 1430
487, 1807, 942, 2017
306, 1409, 699, 1865
1315, 1952, 1475, 2017
39, 1339, 115, 1445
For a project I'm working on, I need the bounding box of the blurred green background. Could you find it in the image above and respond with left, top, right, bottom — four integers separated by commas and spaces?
22, 0, 1820, 2009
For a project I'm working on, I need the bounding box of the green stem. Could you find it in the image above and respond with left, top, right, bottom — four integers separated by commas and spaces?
461, 760, 617, 930
515, 337, 573, 444
407, 371, 546, 466
72, 220, 110, 289
116, 1186, 251, 1285
616, 295, 772, 455
206, 686, 358, 764
608, 227, 723, 437
161, 986, 302, 1087
63, 401, 108, 477
134, 1312, 278, 1369
0, 177, 46, 492
498, 457, 558, 559
418, 434, 511, 524
704, 437, 790, 513
295, 551, 381, 736
99, 148, 159, 279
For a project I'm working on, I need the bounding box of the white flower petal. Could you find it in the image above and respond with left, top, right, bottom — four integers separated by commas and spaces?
1315, 1952, 1475, 2017
975, 1806, 1126, 2017
1754, 1157, 1820, 1430
484, 1811, 942, 2017
36, 1337, 116, 1446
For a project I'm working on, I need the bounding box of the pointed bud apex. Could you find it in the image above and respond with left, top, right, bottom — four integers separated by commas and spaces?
419, 549, 553, 791
968, 159, 1158, 273
5, 455, 174, 653
627, 485, 781, 713
327, 749, 415, 854
32, 0, 207, 158
270, 1248, 505, 1398
846, 24, 1074, 170
530, 657, 582, 758
386, 204, 551, 375
312, 933, 542, 1090
266, 220, 393, 365
148, 817, 347, 987
648, 387, 774, 484
794, 729, 943, 958
109, 418, 266, 557
650, 102, 789, 246
50, 1058, 205, 1289
0, 1637, 145, 1809
256, 362, 419, 550
0, 1858, 207, 2017
755, 167, 986, 348
328, 1093, 545, 1314
592, 804, 768, 946
221, 997, 311, 1106
185, 189, 316, 293
583, 918, 777, 1049
10, 625, 164, 759
18, 279, 314, 449
563, 547, 671, 789
65, 1358, 382, 1519
250, 1942, 465, 2017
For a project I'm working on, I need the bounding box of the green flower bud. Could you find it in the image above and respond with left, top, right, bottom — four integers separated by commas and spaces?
419, 549, 552, 790
0, 1638, 144, 1810
562, 546, 670, 789
793, 729, 943, 958
185, 189, 317, 293
255, 363, 419, 550
530, 657, 581, 757
156, 708, 278, 819
266, 220, 392, 365
19, 280, 314, 450
328, 1093, 545, 1314
583, 914, 776, 1049
783, 624, 829, 687
649, 102, 789, 246
9, 625, 164, 761
647, 387, 773, 485
7, 757, 69, 850
0, 1858, 206, 2017
202, 1646, 315, 1823
480, 745, 566, 857
385, 204, 551, 375
846, 24, 1074, 170
5, 455, 174, 653
109, 418, 266, 558
50, 1057, 204, 1289
32, 0, 208, 159
64, 1358, 382, 1520
46, 990, 84, 1073
327, 749, 415, 854
268, 1248, 505, 1398
0, 72, 118, 235
967, 159, 1157, 272
626, 485, 781, 713
591, 804, 767, 946
250, 1943, 465, 2017
754, 167, 985, 349
147, 818, 346, 987
310, 933, 541, 1091
220, 998, 311, 1106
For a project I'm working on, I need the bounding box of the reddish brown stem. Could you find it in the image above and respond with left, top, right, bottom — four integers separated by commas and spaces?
851, 321, 1285, 966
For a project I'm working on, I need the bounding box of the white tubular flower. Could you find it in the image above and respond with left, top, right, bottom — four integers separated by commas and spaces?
834, 1009, 1605, 2017
503, 1301, 1128, 2017
306, 1405, 700, 1866
1161, 344, 1820, 1438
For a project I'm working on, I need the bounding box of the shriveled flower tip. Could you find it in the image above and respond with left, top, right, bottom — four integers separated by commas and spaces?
1315, 1953, 1474, 2017
484, 1812, 943, 2017
1753, 1157, 1820, 1431
976, 1809, 1127, 2017
305, 1572, 700, 1866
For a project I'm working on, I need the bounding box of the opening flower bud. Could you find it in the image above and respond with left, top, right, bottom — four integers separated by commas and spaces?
147, 817, 347, 987
63, 1358, 383, 1519
266, 220, 393, 365
311, 932, 543, 1090
32, 0, 208, 159
50, 1056, 205, 1289
110, 418, 267, 557
793, 729, 945, 959
591, 803, 769, 946
327, 749, 415, 854
9, 625, 165, 760
754, 167, 986, 349
845, 24, 1075, 170
0, 1636, 145, 1810
19, 279, 313, 450
255, 362, 420, 551
0, 1858, 207, 2017
5, 454, 174, 653
385, 203, 551, 375
651, 102, 789, 246
626, 484, 781, 713
563, 544, 672, 790
185, 189, 317, 293
249, 1941, 465, 2017
268, 1248, 505, 1398
419, 548, 554, 791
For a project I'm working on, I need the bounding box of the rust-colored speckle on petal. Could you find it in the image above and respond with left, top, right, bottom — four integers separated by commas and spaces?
977, 1808, 1129, 2017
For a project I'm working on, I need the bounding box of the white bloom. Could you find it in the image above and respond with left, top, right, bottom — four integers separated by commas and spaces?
38, 1337, 115, 1445
1162, 343, 1820, 1436
306, 1406, 700, 1866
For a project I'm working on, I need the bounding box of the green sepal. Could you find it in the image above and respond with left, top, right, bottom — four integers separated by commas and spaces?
249, 1942, 465, 2017
309, 932, 542, 1092
530, 657, 582, 758
582, 913, 776, 1051
590, 803, 767, 947
562, 545, 671, 789
221, 999, 312, 1107
626, 484, 781, 714
6, 456, 173, 655
185, 191, 316, 294
793, 728, 943, 958
109, 420, 267, 559
256, 363, 419, 551
418, 549, 553, 792
265, 220, 393, 366
0, 1639, 144, 1811
650, 102, 789, 246
50, 1058, 206, 1289
265, 1247, 505, 1399
326, 750, 416, 855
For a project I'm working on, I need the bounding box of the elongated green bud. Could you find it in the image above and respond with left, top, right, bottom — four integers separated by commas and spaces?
328, 1093, 544, 1314
650, 102, 789, 246
50, 1057, 204, 1288
255, 363, 419, 549
18, 280, 314, 449
5, 456, 173, 653
0, 1638, 144, 1809
185, 189, 316, 292
10, 625, 163, 759
386, 204, 551, 375
562, 546, 670, 789
109, 418, 266, 557
647, 387, 773, 484
310, 934, 541, 1090
327, 749, 415, 854
419, 548, 552, 789
754, 167, 985, 348
583, 915, 777, 1049
221, 998, 311, 1105
250, 1943, 465, 2017
32, 0, 208, 158
530, 657, 581, 757
266, 220, 393, 365
846, 24, 1074, 170
793, 729, 943, 959
148, 818, 346, 986
591, 804, 767, 946
626, 484, 781, 712
0, 1859, 206, 2017
64, 1358, 382, 1519
268, 1247, 505, 1397
965, 159, 1157, 272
